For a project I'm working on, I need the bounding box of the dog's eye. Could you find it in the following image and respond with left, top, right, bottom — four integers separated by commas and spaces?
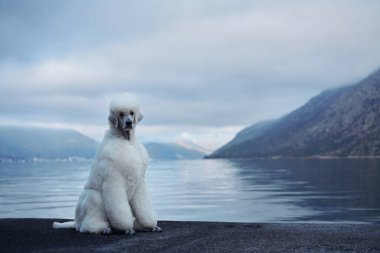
130, 111, 135, 116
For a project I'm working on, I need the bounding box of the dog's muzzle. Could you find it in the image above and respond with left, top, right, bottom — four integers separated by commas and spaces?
122, 114, 134, 130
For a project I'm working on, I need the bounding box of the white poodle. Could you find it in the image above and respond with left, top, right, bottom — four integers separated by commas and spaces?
53, 93, 161, 235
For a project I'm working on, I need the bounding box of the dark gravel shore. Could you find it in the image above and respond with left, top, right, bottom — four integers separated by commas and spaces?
1, 219, 379, 252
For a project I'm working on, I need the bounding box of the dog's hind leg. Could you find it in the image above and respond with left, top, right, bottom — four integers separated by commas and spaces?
75, 189, 112, 234
78, 218, 112, 234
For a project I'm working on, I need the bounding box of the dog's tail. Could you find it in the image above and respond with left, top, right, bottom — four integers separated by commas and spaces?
53, 220, 76, 229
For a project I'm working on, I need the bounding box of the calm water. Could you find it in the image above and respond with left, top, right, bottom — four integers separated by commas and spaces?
0, 159, 379, 224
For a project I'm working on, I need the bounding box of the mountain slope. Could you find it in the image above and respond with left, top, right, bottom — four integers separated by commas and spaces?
0, 127, 98, 161
208, 68, 380, 158
144, 142, 206, 160
220, 120, 276, 151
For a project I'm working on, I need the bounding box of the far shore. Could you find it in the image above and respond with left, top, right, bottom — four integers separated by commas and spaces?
204, 155, 380, 160
2, 156, 380, 163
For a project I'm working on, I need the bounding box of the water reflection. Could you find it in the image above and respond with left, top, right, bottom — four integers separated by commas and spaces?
0, 161, 90, 218
231, 159, 380, 223
0, 159, 379, 224
148, 159, 380, 223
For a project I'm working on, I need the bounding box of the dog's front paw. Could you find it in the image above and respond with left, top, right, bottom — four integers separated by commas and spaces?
151, 226, 162, 232
102, 228, 112, 235
125, 228, 136, 235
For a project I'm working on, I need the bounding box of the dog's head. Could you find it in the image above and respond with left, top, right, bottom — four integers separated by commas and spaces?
108, 93, 143, 136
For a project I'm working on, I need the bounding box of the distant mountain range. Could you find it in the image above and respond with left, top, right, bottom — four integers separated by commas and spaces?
144, 142, 206, 160
0, 127, 98, 161
208, 68, 380, 159
0, 127, 206, 161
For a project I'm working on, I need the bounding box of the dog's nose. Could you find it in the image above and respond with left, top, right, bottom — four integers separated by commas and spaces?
122, 115, 134, 129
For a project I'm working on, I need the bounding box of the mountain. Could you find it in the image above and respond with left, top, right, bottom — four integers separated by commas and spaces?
0, 127, 98, 161
208, 68, 380, 158
144, 142, 206, 160
175, 139, 211, 154
0, 127, 206, 161
219, 120, 276, 150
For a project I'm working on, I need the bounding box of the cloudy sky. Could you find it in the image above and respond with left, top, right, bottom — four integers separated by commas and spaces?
1, 0, 380, 151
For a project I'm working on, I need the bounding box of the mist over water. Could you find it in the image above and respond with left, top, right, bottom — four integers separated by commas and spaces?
0, 159, 379, 224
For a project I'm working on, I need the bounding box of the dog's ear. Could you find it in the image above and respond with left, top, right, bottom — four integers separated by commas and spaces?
108, 111, 119, 128
136, 112, 143, 123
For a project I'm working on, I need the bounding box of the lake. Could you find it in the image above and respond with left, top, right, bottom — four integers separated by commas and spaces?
0, 159, 379, 224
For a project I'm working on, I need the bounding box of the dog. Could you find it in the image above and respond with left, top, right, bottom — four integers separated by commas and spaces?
53, 93, 161, 235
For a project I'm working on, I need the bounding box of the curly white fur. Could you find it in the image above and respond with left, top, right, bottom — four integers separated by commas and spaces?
53, 93, 160, 234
